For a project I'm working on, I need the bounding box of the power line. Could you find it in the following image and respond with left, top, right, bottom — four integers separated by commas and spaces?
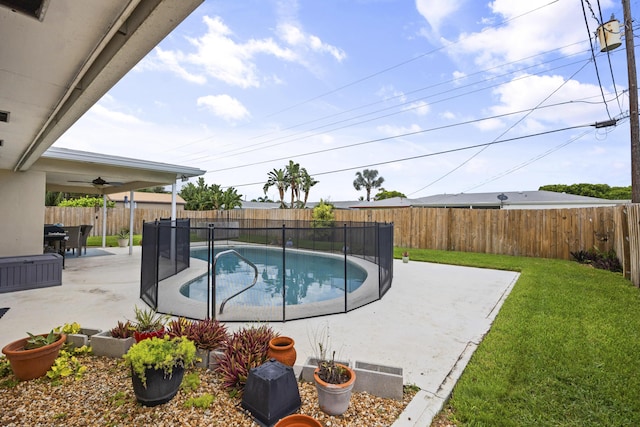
206, 97, 608, 174
225, 123, 596, 189
581, 0, 613, 119
408, 58, 592, 196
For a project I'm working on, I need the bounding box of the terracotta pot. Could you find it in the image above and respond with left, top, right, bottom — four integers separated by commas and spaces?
134, 327, 165, 343
275, 414, 322, 427
268, 336, 297, 367
2, 333, 66, 380
313, 363, 356, 416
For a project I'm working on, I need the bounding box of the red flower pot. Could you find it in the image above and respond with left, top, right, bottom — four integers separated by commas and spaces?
268, 336, 297, 367
275, 414, 322, 427
2, 333, 66, 380
134, 327, 166, 343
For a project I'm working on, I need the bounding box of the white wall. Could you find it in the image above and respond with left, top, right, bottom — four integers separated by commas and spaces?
0, 170, 46, 257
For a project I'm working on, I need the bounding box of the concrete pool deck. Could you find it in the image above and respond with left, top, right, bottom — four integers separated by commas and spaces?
0, 246, 519, 426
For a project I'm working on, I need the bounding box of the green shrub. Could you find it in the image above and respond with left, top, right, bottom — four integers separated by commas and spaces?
123, 336, 196, 387
184, 393, 215, 409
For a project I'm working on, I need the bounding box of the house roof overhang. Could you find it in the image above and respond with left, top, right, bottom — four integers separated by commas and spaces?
33, 147, 204, 195
0, 0, 204, 173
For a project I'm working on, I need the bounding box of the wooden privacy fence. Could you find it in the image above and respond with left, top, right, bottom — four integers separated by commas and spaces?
45, 204, 640, 286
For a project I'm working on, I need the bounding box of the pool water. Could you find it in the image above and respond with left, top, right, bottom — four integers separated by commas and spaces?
181, 246, 367, 306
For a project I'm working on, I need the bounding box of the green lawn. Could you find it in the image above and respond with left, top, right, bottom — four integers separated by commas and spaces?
86, 235, 142, 247
395, 248, 640, 427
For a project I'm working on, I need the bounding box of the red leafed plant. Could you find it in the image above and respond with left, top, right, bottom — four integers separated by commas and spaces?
167, 318, 228, 351
215, 325, 278, 393
110, 320, 135, 338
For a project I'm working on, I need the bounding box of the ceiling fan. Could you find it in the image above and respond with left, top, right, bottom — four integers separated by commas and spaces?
68, 176, 124, 187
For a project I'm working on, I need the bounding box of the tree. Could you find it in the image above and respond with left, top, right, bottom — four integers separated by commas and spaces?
285, 160, 301, 208
264, 161, 318, 208
353, 169, 384, 201
374, 188, 406, 201
299, 168, 319, 208
312, 199, 335, 228
251, 196, 274, 203
180, 177, 242, 210
263, 168, 288, 208
220, 187, 243, 210
539, 183, 632, 200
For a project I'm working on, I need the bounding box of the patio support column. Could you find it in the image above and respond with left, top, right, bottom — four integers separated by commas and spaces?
129, 190, 135, 255
102, 195, 107, 248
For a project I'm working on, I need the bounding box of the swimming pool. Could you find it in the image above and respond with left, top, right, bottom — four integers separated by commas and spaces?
180, 246, 368, 307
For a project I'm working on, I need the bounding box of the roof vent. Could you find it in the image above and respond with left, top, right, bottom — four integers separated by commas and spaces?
0, 111, 9, 123
0, 0, 49, 21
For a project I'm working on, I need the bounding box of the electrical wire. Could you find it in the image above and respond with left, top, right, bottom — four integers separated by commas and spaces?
226, 123, 597, 189
581, 0, 613, 119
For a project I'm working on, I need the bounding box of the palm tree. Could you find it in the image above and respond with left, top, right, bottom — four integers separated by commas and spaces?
263, 168, 288, 208
353, 169, 385, 201
285, 160, 301, 208
300, 168, 319, 208
221, 187, 243, 210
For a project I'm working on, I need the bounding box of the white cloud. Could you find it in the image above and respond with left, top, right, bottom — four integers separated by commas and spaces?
376, 123, 422, 136
489, 74, 613, 126
415, 0, 464, 33
197, 94, 250, 122
150, 14, 346, 88
277, 23, 346, 62
449, 0, 616, 69
91, 104, 144, 125
405, 100, 430, 116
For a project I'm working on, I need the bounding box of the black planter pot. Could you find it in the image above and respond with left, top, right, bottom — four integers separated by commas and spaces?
131, 366, 185, 407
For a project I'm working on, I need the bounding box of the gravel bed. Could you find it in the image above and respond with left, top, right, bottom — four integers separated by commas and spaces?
1, 355, 416, 426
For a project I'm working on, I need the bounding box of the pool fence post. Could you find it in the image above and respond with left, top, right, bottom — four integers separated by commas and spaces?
344, 223, 348, 313
208, 224, 215, 320
282, 224, 286, 321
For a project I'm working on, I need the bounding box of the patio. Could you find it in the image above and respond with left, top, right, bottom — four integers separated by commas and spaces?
0, 246, 519, 426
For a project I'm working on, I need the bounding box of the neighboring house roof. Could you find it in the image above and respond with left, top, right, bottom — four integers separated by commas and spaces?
238, 201, 282, 209
349, 191, 628, 209
108, 191, 186, 205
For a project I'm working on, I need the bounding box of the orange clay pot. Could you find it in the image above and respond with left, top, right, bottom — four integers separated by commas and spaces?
275, 413, 322, 427
2, 333, 66, 380
268, 336, 297, 367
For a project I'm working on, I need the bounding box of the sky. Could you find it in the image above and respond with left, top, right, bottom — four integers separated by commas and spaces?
54, 0, 639, 203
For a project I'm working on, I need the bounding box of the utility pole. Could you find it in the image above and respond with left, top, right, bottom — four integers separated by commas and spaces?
622, 0, 640, 202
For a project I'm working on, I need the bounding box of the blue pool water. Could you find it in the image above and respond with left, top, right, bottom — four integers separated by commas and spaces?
180, 246, 367, 306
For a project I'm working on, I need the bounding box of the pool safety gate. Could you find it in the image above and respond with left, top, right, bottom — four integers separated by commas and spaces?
141, 218, 394, 322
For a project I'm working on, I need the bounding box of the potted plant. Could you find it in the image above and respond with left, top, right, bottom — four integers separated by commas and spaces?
123, 335, 196, 406
91, 320, 135, 358
117, 228, 129, 247
167, 317, 228, 369
402, 251, 409, 263
1, 330, 66, 380
310, 328, 356, 416
132, 305, 169, 342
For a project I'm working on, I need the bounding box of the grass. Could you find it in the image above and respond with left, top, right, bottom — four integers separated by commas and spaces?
395, 248, 640, 427
86, 235, 142, 247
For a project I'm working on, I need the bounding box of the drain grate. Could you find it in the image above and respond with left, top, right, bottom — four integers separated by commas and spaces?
0, 111, 9, 123
0, 307, 9, 319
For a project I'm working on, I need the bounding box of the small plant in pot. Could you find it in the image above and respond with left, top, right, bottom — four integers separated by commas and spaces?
402, 251, 409, 263
123, 335, 196, 406
311, 328, 356, 416
91, 320, 136, 358
1, 330, 66, 381
132, 305, 169, 342
117, 228, 130, 247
